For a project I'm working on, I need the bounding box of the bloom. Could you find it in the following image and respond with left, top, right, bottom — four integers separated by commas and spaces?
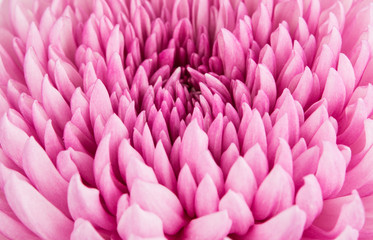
0, 0, 373, 239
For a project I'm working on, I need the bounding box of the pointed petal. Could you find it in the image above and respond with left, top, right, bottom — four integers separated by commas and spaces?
68, 174, 115, 231
71, 218, 104, 240
252, 165, 294, 220
130, 180, 187, 235
183, 210, 232, 240
195, 174, 219, 217
4, 174, 73, 240
118, 204, 164, 239
219, 190, 254, 235
244, 206, 306, 240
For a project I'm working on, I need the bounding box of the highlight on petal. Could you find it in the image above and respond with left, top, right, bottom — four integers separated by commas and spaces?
244, 206, 306, 240
130, 180, 187, 235
4, 174, 73, 240
118, 204, 164, 239
182, 210, 232, 240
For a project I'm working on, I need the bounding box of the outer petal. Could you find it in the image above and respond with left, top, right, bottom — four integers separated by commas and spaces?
71, 218, 104, 240
4, 174, 73, 240
130, 180, 187, 235
183, 210, 232, 240
118, 204, 164, 239
68, 174, 115, 231
219, 190, 254, 235
252, 165, 294, 220
195, 174, 219, 217
244, 206, 306, 240
22, 137, 69, 216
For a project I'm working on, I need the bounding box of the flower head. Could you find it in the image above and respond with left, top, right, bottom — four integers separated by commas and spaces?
0, 0, 373, 239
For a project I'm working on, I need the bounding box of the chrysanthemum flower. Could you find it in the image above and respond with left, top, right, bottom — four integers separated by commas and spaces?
0, 0, 373, 239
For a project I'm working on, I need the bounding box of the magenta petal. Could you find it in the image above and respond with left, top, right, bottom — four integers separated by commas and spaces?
130, 180, 187, 235
244, 206, 306, 240
71, 218, 104, 240
4, 174, 73, 240
183, 210, 232, 240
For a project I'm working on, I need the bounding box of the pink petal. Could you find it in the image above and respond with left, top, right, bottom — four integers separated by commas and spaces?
252, 165, 294, 220
252, 3, 271, 47
24, 47, 45, 102
243, 144, 268, 185
125, 157, 158, 191
219, 190, 254, 235
216, 28, 245, 78
118, 138, 144, 180
4, 174, 73, 240
89, 79, 113, 126
306, 190, 365, 238
0, 209, 40, 240
177, 164, 197, 218
242, 109, 267, 155
130, 180, 187, 235
296, 174, 323, 228
154, 141, 177, 192
71, 218, 104, 240
22, 137, 69, 216
225, 157, 257, 206
68, 174, 116, 231
0, 114, 29, 168
315, 141, 346, 199
42, 75, 71, 130
117, 204, 164, 239
183, 210, 232, 240
244, 206, 306, 240
195, 174, 219, 217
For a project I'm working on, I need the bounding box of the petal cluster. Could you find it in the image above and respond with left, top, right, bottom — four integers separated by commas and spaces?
0, 0, 373, 239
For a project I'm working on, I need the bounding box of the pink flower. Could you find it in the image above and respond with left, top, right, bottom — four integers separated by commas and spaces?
0, 0, 372, 239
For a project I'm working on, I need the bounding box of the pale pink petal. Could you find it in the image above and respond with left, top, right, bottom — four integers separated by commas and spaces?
195, 174, 219, 217
244, 206, 306, 240
183, 210, 232, 240
219, 190, 254, 235
4, 174, 73, 240
118, 204, 164, 239
68, 174, 116, 231
130, 180, 187, 235
252, 165, 294, 220
177, 164, 197, 218
296, 174, 323, 228
71, 218, 104, 240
